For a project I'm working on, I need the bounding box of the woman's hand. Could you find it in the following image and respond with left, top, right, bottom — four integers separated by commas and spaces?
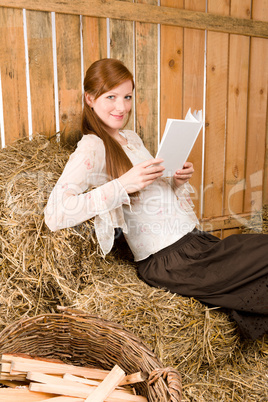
118, 158, 165, 194
173, 162, 194, 188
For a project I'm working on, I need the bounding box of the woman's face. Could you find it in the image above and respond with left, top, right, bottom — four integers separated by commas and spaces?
85, 80, 133, 136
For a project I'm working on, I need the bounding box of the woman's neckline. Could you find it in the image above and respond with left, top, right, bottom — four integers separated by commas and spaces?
118, 131, 128, 146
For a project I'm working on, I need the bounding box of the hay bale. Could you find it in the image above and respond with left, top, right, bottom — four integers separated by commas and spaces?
242, 204, 268, 234
0, 135, 267, 401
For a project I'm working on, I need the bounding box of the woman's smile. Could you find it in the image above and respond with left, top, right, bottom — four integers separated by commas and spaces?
111, 114, 124, 120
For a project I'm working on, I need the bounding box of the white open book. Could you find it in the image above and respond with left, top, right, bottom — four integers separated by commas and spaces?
156, 109, 203, 177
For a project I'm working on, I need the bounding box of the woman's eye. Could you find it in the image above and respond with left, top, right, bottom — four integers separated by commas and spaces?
125, 95, 132, 100
107, 95, 115, 99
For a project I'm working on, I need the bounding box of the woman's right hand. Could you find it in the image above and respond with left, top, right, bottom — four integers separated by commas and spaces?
118, 158, 165, 194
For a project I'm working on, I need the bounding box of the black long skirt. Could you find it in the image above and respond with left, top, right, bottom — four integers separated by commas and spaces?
137, 229, 268, 339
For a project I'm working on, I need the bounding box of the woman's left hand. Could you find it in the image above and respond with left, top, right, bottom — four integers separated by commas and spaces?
173, 162, 194, 188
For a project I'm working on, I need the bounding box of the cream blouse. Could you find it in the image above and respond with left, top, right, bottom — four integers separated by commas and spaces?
44, 130, 199, 261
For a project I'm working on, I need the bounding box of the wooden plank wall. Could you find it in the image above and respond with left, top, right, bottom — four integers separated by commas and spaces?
0, 0, 267, 237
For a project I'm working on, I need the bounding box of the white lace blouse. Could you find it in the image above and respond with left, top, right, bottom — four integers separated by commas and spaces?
44, 130, 199, 261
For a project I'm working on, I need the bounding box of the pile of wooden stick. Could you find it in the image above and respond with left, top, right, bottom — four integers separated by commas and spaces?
0, 354, 149, 402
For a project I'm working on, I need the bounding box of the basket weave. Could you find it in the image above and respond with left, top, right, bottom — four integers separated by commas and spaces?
0, 309, 182, 401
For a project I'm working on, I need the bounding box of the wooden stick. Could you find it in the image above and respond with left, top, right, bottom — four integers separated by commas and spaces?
0, 379, 29, 388
1, 354, 148, 401
29, 382, 147, 401
38, 398, 139, 402
0, 388, 55, 401
27, 371, 94, 390
39, 398, 86, 402
85, 364, 126, 402
1, 353, 63, 363
0, 373, 27, 381
63, 371, 147, 387
11, 360, 110, 379
63, 373, 102, 387
29, 380, 93, 398
9, 358, 148, 386
121, 371, 148, 386
0, 362, 12, 372
2, 354, 100, 378
63, 373, 131, 392
27, 372, 137, 399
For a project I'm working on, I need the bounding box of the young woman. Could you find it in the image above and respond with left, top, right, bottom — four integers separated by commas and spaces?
45, 58, 268, 340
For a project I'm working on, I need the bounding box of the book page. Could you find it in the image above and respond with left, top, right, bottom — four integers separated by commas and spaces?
156, 109, 202, 177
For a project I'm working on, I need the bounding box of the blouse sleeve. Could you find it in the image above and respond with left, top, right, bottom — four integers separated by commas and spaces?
44, 135, 131, 254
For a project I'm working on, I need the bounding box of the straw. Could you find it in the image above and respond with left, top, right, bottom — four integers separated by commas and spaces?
0, 135, 267, 401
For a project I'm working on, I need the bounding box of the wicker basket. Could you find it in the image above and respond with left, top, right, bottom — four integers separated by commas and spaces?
0, 309, 182, 401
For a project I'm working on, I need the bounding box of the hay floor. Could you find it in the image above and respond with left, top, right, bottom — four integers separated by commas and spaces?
0, 135, 267, 401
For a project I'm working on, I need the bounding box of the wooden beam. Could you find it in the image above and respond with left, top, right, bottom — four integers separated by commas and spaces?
0, 0, 267, 38
200, 212, 254, 232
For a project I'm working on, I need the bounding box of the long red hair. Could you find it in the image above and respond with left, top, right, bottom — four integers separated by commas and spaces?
82, 58, 135, 181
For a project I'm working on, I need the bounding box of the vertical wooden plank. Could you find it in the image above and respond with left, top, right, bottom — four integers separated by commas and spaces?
203, 0, 230, 218
244, 0, 268, 212
135, 0, 158, 156
56, 13, 82, 142
264, 100, 268, 206
0, 7, 28, 145
183, 0, 206, 218
110, 0, 134, 130
160, 0, 184, 136
27, 10, 55, 137
223, 1, 251, 216
109, 1, 133, 70
82, 16, 107, 72
82, 15, 107, 131
183, 0, 206, 116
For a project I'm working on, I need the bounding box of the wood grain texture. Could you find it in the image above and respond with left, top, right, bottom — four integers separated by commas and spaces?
109, 0, 134, 131
183, 0, 206, 218
264, 99, 268, 206
82, 16, 107, 72
84, 364, 125, 402
0, 388, 55, 401
29, 381, 147, 400
203, 0, 229, 218
244, 0, 268, 212
27, 10, 55, 137
37, 398, 84, 402
55, 13, 82, 141
200, 212, 252, 232
221, 228, 241, 238
0, 0, 267, 38
160, 0, 184, 136
135, 0, 158, 156
0, 7, 28, 145
109, 0, 133, 71
223, 0, 251, 216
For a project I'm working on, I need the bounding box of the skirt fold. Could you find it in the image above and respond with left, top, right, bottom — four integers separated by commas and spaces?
138, 229, 268, 339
